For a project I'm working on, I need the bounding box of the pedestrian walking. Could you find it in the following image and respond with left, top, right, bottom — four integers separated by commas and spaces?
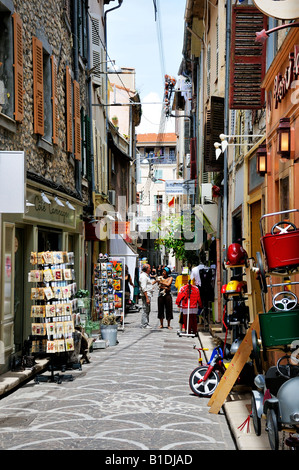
139, 263, 157, 328
157, 267, 173, 329
124, 265, 134, 315
176, 281, 202, 334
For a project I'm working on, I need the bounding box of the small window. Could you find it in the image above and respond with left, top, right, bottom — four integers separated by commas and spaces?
0, 10, 23, 122
155, 195, 163, 212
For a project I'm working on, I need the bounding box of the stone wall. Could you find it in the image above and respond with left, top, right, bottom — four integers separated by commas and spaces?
0, 0, 89, 202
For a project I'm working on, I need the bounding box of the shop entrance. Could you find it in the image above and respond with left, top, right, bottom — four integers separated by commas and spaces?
14, 228, 25, 353
250, 200, 263, 314
38, 227, 62, 252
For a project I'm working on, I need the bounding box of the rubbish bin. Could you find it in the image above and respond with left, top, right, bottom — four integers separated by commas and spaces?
100, 324, 118, 346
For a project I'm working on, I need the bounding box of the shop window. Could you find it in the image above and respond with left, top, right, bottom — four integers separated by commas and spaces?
0, 9, 23, 122
38, 228, 62, 252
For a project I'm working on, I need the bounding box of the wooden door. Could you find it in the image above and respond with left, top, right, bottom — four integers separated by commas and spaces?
250, 200, 263, 313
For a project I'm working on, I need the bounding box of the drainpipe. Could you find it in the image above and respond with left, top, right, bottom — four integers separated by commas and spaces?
72, 0, 81, 196
86, 1, 95, 198
223, 0, 232, 284
104, 0, 124, 202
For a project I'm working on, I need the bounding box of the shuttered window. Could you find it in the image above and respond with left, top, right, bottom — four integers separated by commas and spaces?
190, 137, 197, 180
229, 6, 267, 109
12, 13, 23, 122
51, 55, 58, 144
32, 37, 44, 135
73, 79, 81, 160
66, 66, 73, 153
204, 96, 225, 172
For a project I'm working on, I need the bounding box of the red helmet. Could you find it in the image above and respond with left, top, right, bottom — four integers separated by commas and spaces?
227, 243, 247, 265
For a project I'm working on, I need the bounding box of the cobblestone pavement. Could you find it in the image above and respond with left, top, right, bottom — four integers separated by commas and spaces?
0, 293, 236, 451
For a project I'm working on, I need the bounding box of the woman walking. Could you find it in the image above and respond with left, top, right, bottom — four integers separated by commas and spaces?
157, 267, 173, 329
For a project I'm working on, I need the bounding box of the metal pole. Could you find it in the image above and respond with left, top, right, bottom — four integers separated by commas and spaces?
223, 0, 232, 285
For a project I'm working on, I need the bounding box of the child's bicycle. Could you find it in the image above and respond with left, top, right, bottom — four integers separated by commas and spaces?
189, 345, 228, 397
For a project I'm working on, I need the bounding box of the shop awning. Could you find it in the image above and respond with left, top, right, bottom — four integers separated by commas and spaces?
110, 234, 138, 298
195, 204, 217, 235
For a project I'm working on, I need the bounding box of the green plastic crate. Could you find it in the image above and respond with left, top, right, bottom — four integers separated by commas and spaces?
259, 308, 299, 348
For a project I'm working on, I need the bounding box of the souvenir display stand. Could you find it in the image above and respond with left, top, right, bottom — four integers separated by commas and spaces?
28, 251, 79, 383
93, 255, 125, 330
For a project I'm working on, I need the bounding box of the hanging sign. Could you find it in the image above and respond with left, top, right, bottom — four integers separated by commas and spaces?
273, 45, 299, 108
253, 0, 299, 20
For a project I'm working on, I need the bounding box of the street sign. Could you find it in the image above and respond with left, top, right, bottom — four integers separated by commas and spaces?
165, 180, 195, 195
0, 151, 25, 213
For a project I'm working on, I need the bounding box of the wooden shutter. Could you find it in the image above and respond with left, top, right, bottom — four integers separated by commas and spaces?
190, 137, 197, 180
85, 115, 92, 182
51, 56, 58, 144
229, 6, 267, 109
204, 96, 225, 172
12, 13, 23, 122
66, 66, 73, 153
32, 37, 44, 135
73, 80, 81, 160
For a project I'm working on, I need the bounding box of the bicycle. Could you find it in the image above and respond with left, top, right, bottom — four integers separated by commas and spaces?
189, 345, 227, 397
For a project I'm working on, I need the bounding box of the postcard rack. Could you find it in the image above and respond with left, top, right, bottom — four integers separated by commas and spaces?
29, 250, 79, 383
93, 255, 125, 328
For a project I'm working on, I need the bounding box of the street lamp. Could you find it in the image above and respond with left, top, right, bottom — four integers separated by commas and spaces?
277, 117, 291, 160
256, 145, 268, 176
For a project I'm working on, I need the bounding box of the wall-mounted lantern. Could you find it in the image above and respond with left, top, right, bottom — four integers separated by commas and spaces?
277, 117, 291, 159
256, 145, 267, 176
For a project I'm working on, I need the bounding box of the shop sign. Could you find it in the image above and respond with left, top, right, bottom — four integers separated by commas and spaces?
253, 0, 299, 21
26, 190, 76, 228
273, 45, 299, 108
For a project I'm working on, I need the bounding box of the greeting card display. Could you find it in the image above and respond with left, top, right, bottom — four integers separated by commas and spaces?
29, 251, 76, 355
93, 257, 124, 320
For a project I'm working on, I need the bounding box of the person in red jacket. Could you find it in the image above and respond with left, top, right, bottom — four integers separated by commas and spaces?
176, 281, 202, 334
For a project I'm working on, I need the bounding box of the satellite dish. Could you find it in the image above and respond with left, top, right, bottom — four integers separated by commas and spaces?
253, 0, 299, 20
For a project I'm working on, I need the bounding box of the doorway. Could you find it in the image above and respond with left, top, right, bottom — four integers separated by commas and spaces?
14, 228, 24, 353
250, 200, 263, 314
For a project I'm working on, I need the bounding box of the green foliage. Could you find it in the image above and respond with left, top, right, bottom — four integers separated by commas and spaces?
150, 214, 195, 262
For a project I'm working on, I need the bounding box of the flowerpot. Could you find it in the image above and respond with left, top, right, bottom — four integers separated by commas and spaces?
100, 324, 118, 346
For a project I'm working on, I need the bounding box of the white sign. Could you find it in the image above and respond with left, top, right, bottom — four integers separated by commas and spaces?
253, 0, 299, 20
136, 216, 152, 232
165, 180, 195, 195
0, 151, 25, 213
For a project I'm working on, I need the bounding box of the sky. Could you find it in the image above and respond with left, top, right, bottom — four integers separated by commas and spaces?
106, 0, 186, 134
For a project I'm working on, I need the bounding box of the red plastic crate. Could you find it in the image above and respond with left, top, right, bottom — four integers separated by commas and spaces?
261, 230, 299, 271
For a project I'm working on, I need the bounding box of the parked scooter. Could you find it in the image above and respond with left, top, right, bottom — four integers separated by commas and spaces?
251, 342, 299, 450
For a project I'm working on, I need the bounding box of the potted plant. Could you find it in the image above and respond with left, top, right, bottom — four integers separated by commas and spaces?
100, 314, 118, 346
111, 116, 118, 127
75, 289, 90, 309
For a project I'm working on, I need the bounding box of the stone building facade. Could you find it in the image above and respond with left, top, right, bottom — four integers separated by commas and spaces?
0, 0, 93, 372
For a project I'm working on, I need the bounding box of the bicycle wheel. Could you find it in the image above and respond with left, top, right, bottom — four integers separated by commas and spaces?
251, 393, 261, 436
266, 408, 279, 450
189, 366, 220, 397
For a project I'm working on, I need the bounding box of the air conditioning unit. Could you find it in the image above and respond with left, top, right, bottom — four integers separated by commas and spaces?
108, 190, 116, 206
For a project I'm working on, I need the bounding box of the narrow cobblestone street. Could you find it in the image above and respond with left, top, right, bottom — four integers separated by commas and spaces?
0, 293, 236, 452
